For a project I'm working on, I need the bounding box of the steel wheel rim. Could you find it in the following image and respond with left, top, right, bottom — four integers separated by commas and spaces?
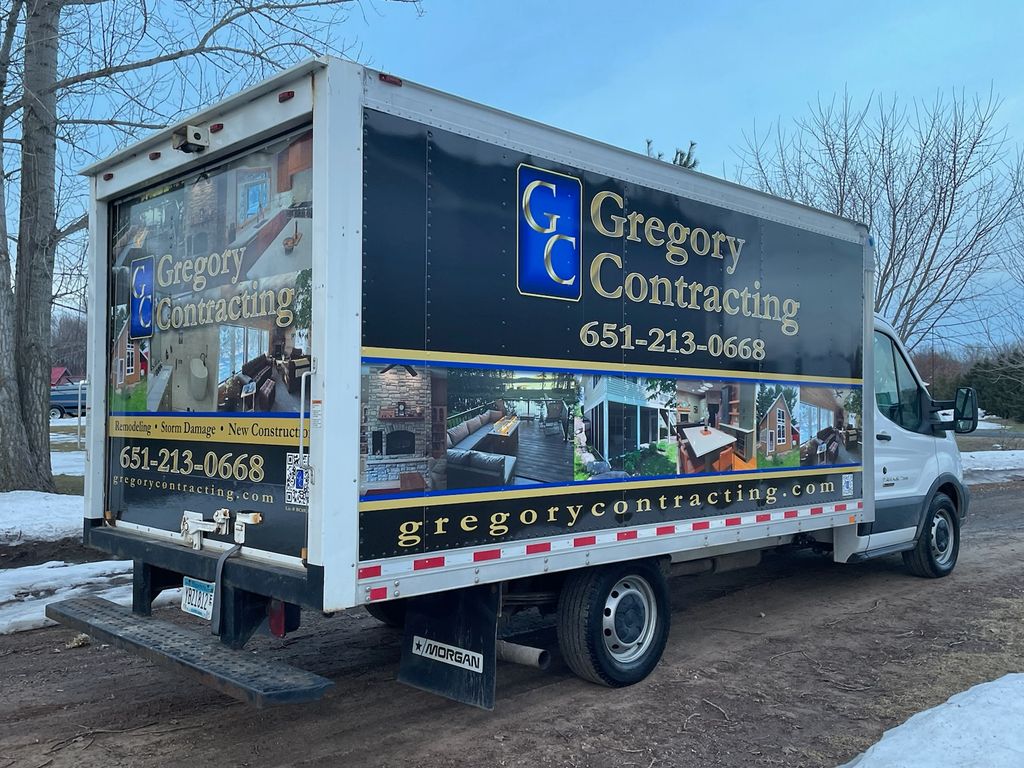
931, 509, 955, 566
602, 575, 658, 664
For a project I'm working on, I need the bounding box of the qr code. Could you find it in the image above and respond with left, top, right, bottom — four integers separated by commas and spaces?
842, 473, 854, 498
286, 452, 310, 506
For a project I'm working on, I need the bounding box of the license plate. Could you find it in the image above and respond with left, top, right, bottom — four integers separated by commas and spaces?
181, 576, 216, 620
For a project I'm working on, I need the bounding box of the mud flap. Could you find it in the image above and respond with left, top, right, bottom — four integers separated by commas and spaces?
397, 585, 499, 710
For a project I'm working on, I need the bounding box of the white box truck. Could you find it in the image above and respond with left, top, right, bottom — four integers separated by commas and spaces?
49, 58, 979, 709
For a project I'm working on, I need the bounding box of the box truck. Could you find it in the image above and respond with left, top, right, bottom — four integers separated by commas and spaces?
48, 58, 979, 709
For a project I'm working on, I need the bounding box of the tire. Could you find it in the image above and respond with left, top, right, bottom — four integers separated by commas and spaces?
557, 560, 670, 687
902, 493, 960, 578
49, 406, 64, 420
364, 599, 406, 628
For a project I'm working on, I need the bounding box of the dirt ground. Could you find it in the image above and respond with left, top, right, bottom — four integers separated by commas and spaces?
1, 482, 1021, 768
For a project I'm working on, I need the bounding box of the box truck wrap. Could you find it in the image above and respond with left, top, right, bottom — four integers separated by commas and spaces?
356, 108, 866, 564
107, 127, 315, 561
52, 59, 976, 708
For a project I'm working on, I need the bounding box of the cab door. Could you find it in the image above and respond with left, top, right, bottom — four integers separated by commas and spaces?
870, 330, 936, 547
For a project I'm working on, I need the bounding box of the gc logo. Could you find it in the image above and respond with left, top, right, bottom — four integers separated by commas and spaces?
129, 256, 155, 339
516, 164, 582, 301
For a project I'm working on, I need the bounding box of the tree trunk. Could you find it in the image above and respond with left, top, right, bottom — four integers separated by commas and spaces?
12, 0, 60, 492
0, 166, 33, 491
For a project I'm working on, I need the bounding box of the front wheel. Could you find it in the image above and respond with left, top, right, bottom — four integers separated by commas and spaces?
903, 493, 959, 578
49, 406, 64, 420
557, 560, 670, 687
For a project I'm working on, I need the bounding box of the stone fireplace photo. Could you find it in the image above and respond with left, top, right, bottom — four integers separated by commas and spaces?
384, 429, 416, 456
360, 364, 447, 496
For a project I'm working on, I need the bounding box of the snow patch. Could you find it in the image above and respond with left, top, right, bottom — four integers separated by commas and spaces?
960, 450, 1024, 472
50, 416, 87, 427
843, 674, 1024, 767
0, 560, 181, 634
935, 409, 1002, 430
0, 491, 85, 544
51, 450, 86, 476
973, 420, 1004, 431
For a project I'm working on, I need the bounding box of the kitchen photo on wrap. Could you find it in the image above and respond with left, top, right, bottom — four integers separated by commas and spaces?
48, 59, 975, 711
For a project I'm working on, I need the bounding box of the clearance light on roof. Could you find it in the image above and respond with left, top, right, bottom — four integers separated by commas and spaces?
209, 123, 224, 133
102, 173, 113, 181
148, 151, 161, 160
278, 90, 295, 103
379, 73, 403, 86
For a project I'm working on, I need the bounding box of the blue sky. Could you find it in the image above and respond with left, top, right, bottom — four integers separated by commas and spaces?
347, 0, 1023, 176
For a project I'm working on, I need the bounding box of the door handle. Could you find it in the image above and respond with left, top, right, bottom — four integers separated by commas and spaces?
876, 431, 892, 441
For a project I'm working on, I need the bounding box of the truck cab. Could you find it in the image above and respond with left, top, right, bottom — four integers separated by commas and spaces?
859, 316, 975, 575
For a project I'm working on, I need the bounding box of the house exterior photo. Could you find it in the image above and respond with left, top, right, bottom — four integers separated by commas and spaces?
110, 316, 145, 390
757, 392, 796, 457
581, 375, 674, 466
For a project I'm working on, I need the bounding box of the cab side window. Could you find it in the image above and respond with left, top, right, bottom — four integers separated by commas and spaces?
873, 331, 922, 431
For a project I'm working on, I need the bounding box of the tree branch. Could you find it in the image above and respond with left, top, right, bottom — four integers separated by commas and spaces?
55, 214, 88, 242
60, 117, 167, 130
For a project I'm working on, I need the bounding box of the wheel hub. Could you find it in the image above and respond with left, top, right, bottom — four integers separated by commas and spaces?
602, 576, 658, 664
613, 593, 646, 644
934, 519, 949, 551
930, 509, 956, 566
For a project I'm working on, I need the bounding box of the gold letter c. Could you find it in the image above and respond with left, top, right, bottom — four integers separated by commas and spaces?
543, 233, 577, 285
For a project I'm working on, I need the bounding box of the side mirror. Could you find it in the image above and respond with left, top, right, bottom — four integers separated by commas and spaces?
953, 387, 978, 434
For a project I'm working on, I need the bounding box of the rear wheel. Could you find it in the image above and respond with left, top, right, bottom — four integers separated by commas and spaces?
364, 599, 406, 628
49, 406, 64, 420
903, 493, 959, 578
557, 560, 670, 687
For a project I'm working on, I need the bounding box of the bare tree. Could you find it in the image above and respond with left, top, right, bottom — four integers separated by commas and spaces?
51, 311, 88, 378
0, 0, 419, 492
735, 90, 1024, 351
646, 138, 699, 169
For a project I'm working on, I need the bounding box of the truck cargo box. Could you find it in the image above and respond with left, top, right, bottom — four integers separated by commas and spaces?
67, 58, 885, 706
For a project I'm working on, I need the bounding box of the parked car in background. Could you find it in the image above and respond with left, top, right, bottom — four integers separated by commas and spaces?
50, 381, 88, 419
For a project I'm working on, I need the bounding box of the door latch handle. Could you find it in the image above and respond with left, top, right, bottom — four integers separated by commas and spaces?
876, 432, 892, 441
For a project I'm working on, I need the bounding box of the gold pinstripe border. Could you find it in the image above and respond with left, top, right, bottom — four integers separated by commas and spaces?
359, 466, 863, 512
360, 346, 864, 386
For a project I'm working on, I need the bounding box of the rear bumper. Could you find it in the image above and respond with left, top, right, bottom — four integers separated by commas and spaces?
46, 596, 333, 707
86, 521, 324, 610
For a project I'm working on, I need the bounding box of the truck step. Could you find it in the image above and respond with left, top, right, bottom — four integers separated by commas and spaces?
45, 597, 333, 707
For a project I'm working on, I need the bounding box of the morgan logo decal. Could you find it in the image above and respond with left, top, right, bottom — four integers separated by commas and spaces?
412, 635, 484, 674
516, 164, 582, 302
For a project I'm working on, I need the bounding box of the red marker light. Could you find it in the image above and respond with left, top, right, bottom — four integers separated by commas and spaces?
209, 123, 224, 133
278, 90, 295, 103
102, 173, 114, 181
378, 73, 403, 87
148, 151, 161, 160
